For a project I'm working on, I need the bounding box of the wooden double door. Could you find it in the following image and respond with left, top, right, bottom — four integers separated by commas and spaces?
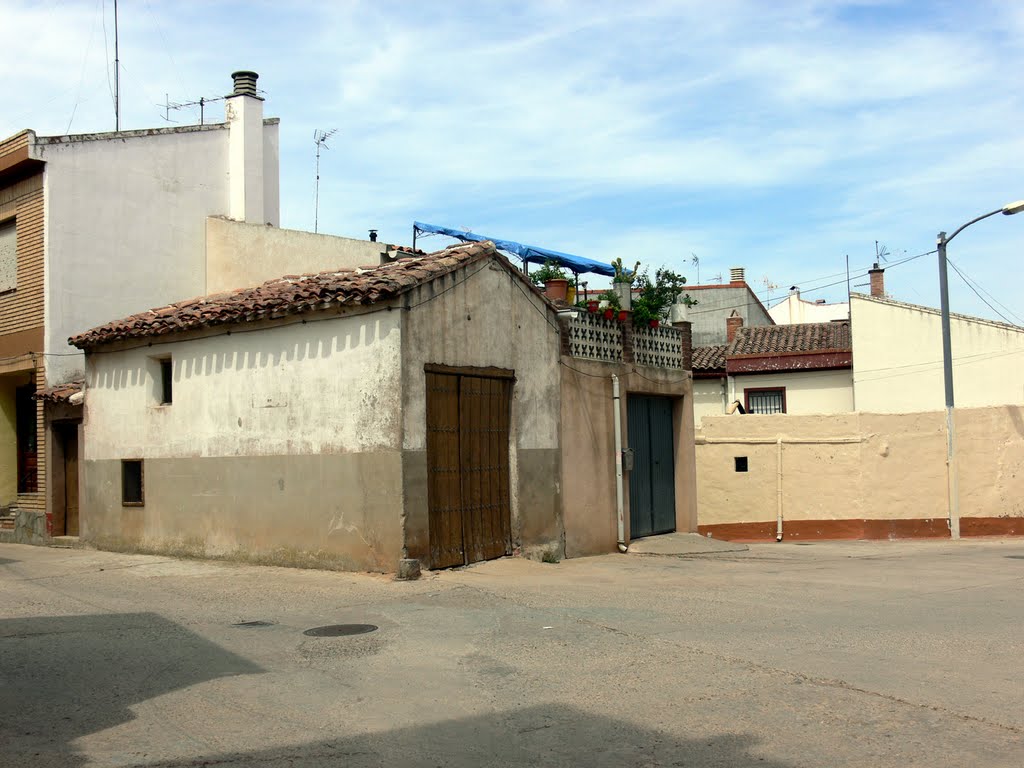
425, 369, 513, 569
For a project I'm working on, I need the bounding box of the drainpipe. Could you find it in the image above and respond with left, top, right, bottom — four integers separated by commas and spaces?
612, 374, 627, 552
775, 437, 783, 541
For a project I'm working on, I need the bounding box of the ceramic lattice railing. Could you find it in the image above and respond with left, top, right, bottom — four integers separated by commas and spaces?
633, 324, 684, 369
566, 312, 623, 363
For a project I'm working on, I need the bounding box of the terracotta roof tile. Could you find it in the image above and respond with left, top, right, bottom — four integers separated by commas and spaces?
692, 345, 727, 371
728, 320, 851, 357
33, 381, 84, 404
70, 241, 499, 349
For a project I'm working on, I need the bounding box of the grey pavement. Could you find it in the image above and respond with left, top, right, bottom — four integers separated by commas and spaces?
1, 539, 1022, 767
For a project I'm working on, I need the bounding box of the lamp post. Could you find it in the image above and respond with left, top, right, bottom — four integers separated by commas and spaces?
936, 200, 1024, 539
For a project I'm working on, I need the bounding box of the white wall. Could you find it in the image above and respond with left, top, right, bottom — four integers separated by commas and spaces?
731, 369, 854, 415
769, 294, 848, 324
852, 294, 1024, 413
34, 122, 280, 385
84, 311, 402, 460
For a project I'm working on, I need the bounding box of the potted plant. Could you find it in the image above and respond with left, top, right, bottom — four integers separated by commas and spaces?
631, 268, 697, 328
611, 258, 640, 310
531, 260, 570, 302
597, 289, 620, 320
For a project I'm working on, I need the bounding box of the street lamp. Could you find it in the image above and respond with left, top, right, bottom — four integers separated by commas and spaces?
936, 200, 1024, 539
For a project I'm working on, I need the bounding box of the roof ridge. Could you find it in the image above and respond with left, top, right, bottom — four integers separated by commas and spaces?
70, 241, 504, 349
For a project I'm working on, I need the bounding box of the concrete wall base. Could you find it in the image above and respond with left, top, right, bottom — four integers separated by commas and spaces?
0, 509, 50, 545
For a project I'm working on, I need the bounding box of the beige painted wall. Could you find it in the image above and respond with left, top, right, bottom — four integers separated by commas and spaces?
852, 294, 1024, 413
732, 369, 854, 415
205, 217, 388, 293
696, 406, 1024, 531
0, 375, 18, 504
560, 359, 697, 557
82, 310, 405, 570
400, 260, 564, 564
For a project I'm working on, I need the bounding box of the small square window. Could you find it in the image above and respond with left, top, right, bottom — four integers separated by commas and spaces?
122, 460, 144, 506
734, 456, 748, 473
159, 359, 173, 404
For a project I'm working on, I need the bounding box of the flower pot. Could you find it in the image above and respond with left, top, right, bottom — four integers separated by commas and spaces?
544, 279, 569, 302
617, 309, 630, 323
587, 300, 599, 313
649, 319, 660, 328
603, 308, 615, 320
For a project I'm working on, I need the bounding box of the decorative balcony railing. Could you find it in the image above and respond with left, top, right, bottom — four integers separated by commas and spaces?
565, 312, 623, 363
561, 311, 689, 370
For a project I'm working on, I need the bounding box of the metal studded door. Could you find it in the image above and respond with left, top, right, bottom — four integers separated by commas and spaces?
627, 395, 676, 539
425, 370, 513, 568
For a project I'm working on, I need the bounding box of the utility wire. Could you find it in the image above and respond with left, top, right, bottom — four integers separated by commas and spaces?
947, 259, 1023, 328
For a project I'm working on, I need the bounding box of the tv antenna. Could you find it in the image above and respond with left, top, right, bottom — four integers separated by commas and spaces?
113, 0, 120, 130
313, 128, 338, 234
874, 240, 890, 263
691, 253, 700, 284
711, 272, 723, 284
160, 94, 226, 126
761, 275, 779, 303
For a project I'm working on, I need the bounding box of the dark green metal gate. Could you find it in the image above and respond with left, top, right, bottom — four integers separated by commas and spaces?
627, 395, 676, 539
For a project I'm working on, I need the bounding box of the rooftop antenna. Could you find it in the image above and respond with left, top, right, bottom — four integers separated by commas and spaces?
313, 128, 338, 234
114, 0, 120, 131
161, 94, 226, 126
691, 253, 700, 285
761, 275, 779, 304
711, 272, 723, 284
874, 240, 890, 263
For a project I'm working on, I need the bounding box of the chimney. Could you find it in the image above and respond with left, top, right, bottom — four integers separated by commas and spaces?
868, 262, 885, 298
730, 267, 746, 285
226, 70, 265, 224
677, 320, 693, 370
726, 310, 743, 342
789, 285, 800, 298
368, 229, 378, 242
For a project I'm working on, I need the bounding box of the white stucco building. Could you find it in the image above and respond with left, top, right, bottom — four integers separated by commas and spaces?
0, 71, 392, 540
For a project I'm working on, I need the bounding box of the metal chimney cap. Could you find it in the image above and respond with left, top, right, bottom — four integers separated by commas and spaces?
230, 71, 261, 98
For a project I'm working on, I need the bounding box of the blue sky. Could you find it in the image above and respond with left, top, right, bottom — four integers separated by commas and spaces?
3, 0, 1023, 321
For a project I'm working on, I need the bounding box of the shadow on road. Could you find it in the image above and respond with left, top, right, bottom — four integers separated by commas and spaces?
0, 556, 19, 565
0, 612, 262, 767
133, 704, 793, 768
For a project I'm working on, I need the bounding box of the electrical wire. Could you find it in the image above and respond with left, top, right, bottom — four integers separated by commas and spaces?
947, 259, 1023, 328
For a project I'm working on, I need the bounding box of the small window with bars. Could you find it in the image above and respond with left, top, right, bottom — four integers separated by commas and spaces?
744, 387, 786, 415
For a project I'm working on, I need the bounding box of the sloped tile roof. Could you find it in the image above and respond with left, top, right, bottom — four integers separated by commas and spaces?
728, 320, 851, 357
70, 241, 501, 350
692, 345, 727, 372
32, 381, 83, 403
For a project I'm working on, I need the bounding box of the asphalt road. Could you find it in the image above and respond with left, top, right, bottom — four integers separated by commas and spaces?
1, 539, 1022, 767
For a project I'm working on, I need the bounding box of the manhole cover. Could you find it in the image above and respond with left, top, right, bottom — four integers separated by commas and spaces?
233, 620, 275, 628
303, 624, 378, 637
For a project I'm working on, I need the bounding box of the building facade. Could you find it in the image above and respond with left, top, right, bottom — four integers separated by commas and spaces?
0, 71, 391, 542
71, 242, 698, 571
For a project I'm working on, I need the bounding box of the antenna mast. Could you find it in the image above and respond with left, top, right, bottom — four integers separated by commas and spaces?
114, 0, 120, 131
313, 128, 338, 234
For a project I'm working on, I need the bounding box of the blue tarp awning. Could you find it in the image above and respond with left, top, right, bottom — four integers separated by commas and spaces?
413, 221, 615, 277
